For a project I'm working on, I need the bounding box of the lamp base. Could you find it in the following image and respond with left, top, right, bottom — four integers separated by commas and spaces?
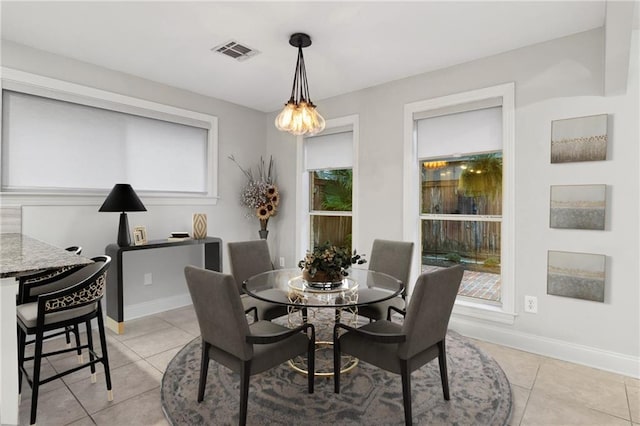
117, 212, 131, 247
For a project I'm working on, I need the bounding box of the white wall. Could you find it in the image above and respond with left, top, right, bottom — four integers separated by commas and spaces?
2, 27, 638, 376
1, 41, 268, 317
267, 28, 640, 376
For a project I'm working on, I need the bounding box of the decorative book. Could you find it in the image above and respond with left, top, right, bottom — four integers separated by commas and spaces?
168, 232, 191, 242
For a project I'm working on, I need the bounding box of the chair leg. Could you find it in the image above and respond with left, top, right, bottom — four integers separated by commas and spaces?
73, 324, 83, 363
30, 330, 45, 425
400, 360, 412, 426
333, 327, 340, 393
307, 327, 315, 394
65, 326, 72, 347
197, 341, 210, 402
437, 340, 450, 400
17, 326, 26, 396
239, 361, 251, 426
86, 320, 96, 383
96, 307, 113, 401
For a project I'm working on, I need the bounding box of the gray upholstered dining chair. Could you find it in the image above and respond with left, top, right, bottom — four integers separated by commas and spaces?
17, 256, 113, 426
333, 265, 464, 426
356, 239, 414, 321
228, 240, 289, 321
184, 266, 315, 426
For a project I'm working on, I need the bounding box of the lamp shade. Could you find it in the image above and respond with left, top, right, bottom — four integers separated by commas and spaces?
99, 184, 146, 212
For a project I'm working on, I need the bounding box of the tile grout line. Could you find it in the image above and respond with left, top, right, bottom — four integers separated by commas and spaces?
119, 335, 194, 361
534, 360, 633, 422
516, 363, 541, 425
625, 384, 634, 424
55, 353, 96, 426
85, 385, 163, 424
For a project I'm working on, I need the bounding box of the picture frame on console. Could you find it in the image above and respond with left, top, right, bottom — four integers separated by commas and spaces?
133, 226, 148, 245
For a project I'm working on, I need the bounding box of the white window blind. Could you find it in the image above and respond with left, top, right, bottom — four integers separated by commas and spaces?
304, 130, 353, 171
417, 106, 502, 159
2, 90, 208, 193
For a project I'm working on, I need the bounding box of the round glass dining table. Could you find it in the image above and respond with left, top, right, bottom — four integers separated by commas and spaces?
243, 268, 403, 309
243, 268, 403, 376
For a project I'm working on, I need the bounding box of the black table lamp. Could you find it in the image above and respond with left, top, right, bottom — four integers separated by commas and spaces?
99, 184, 147, 246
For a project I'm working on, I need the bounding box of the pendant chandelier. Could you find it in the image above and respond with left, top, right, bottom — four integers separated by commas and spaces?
275, 33, 325, 136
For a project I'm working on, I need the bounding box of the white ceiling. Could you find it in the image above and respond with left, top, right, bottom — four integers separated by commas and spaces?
1, 1, 610, 112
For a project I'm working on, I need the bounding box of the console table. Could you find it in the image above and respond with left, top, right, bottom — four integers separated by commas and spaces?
105, 237, 222, 334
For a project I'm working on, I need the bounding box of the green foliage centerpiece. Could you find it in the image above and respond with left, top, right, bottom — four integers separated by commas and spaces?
298, 243, 366, 288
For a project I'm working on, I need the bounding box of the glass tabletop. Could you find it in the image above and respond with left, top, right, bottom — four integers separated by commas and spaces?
243, 268, 403, 308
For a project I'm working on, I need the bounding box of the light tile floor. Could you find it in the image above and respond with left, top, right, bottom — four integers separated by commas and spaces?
17, 305, 639, 425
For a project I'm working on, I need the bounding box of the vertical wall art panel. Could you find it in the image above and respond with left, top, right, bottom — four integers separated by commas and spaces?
550, 184, 606, 230
551, 114, 607, 163
547, 250, 605, 302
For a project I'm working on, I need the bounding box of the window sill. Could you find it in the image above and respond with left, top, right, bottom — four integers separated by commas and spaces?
0, 192, 219, 206
452, 298, 517, 325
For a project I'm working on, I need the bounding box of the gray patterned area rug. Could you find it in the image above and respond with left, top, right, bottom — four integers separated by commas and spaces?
161, 330, 512, 425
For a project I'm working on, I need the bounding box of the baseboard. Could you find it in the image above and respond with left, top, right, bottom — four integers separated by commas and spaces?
123, 293, 193, 322
449, 316, 640, 379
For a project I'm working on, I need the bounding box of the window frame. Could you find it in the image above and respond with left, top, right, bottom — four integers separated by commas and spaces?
403, 83, 516, 324
0, 68, 219, 206
296, 115, 359, 259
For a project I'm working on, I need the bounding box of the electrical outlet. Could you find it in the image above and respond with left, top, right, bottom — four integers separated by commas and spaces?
144, 273, 153, 286
524, 295, 537, 313
279, 257, 285, 267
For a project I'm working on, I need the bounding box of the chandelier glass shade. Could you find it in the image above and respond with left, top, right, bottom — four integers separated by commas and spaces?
275, 33, 325, 136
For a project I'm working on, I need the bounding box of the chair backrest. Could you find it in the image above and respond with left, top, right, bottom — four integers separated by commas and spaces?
39, 255, 111, 316
21, 245, 85, 300
66, 246, 82, 255
368, 239, 414, 292
228, 240, 274, 294
184, 266, 253, 360
398, 265, 464, 359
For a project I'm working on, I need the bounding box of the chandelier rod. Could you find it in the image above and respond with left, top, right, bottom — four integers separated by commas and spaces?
288, 46, 302, 103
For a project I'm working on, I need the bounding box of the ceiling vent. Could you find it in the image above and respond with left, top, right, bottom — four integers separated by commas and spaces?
211, 40, 260, 61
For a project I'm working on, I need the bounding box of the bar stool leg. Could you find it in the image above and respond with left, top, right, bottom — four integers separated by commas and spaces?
96, 306, 113, 401
86, 319, 97, 383
17, 325, 26, 397
30, 330, 44, 425
73, 324, 83, 363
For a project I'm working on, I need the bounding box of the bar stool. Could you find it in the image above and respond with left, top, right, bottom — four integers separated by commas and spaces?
17, 255, 113, 425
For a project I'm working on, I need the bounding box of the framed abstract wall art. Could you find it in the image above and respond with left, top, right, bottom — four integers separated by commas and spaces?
550, 184, 606, 230
551, 114, 608, 163
547, 250, 605, 302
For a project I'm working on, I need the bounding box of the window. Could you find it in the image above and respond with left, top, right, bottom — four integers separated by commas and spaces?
309, 169, 353, 248
296, 116, 358, 256
420, 153, 503, 303
404, 84, 515, 323
418, 107, 503, 304
1, 68, 218, 200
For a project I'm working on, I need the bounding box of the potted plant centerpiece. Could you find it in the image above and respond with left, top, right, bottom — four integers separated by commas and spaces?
298, 243, 366, 288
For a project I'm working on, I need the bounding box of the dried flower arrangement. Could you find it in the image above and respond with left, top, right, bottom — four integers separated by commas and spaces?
229, 155, 280, 235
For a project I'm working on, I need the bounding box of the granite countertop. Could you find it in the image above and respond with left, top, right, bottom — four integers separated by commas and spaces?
0, 233, 93, 278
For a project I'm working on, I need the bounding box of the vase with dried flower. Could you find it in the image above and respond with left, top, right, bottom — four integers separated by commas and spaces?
230, 155, 280, 239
